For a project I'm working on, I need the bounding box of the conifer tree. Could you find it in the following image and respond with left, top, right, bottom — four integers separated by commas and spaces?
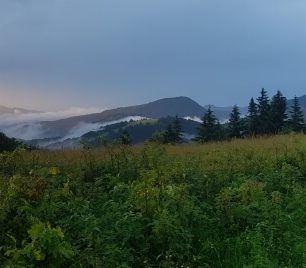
149, 130, 167, 143
119, 129, 131, 145
270, 90, 287, 133
172, 115, 183, 143
196, 106, 223, 143
257, 88, 271, 134
227, 105, 243, 138
247, 97, 258, 135
164, 123, 175, 144
289, 96, 305, 132
163, 116, 183, 144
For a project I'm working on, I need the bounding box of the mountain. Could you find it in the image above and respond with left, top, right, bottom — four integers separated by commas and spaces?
2, 95, 306, 146
27, 117, 201, 149
82, 117, 201, 145
38, 97, 206, 138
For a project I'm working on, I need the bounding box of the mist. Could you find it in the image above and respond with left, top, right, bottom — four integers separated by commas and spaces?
0, 112, 146, 141
62, 116, 146, 140
0, 107, 104, 140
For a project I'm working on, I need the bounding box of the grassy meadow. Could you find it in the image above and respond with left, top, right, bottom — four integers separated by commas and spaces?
2, 134, 306, 267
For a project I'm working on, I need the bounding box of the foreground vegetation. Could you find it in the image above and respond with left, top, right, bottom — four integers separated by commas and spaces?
2, 135, 306, 267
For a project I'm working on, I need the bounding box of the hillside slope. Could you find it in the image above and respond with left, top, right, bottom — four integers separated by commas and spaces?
39, 97, 205, 138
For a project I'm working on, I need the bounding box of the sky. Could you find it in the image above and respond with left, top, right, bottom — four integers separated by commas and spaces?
1, 0, 306, 111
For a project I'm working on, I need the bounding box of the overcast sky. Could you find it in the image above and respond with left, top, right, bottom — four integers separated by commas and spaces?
1, 0, 306, 111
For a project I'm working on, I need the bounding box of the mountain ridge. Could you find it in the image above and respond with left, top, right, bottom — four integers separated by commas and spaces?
1, 95, 306, 143
38, 96, 206, 138
38, 94, 306, 140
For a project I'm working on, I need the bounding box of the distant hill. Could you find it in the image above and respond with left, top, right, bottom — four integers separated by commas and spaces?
39, 96, 253, 139
2, 95, 306, 145
82, 117, 201, 145
26, 117, 201, 149
38, 97, 206, 138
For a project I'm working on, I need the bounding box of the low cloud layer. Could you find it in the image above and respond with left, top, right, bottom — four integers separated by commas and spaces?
0, 107, 105, 140
61, 116, 147, 140
0, 107, 104, 125
0, 111, 146, 141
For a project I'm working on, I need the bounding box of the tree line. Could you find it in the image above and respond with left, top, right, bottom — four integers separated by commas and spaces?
0, 132, 36, 152
1, 89, 302, 150
0, 132, 22, 152
161, 89, 305, 144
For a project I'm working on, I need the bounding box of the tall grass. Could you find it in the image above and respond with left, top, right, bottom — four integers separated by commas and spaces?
2, 134, 306, 267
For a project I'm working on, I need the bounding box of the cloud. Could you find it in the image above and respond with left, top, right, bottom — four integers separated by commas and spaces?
2, 122, 45, 141
0, 107, 105, 140
184, 116, 202, 123
0, 110, 146, 141
62, 116, 147, 140
0, 107, 104, 125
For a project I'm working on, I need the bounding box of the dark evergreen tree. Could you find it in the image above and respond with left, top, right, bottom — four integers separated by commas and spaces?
149, 130, 167, 143
257, 88, 271, 134
270, 90, 287, 133
247, 97, 258, 135
163, 116, 183, 144
163, 124, 176, 144
172, 115, 183, 143
0, 132, 21, 152
289, 96, 305, 132
196, 106, 223, 143
227, 105, 243, 138
119, 129, 131, 145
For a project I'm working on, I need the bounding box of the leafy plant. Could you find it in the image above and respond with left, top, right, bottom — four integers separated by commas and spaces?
5, 223, 74, 268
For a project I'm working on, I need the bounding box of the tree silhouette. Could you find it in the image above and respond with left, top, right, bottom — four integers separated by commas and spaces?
227, 105, 243, 138
289, 96, 305, 132
172, 115, 183, 143
163, 116, 183, 144
247, 97, 258, 135
0, 132, 21, 152
257, 88, 271, 134
196, 106, 223, 143
119, 129, 131, 145
270, 90, 287, 133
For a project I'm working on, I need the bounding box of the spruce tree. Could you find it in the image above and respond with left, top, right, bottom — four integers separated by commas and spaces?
247, 97, 258, 135
163, 124, 175, 144
196, 106, 223, 143
163, 116, 183, 144
149, 130, 167, 144
257, 88, 271, 134
227, 105, 243, 138
270, 90, 287, 133
172, 115, 183, 143
119, 129, 131, 145
289, 96, 305, 132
